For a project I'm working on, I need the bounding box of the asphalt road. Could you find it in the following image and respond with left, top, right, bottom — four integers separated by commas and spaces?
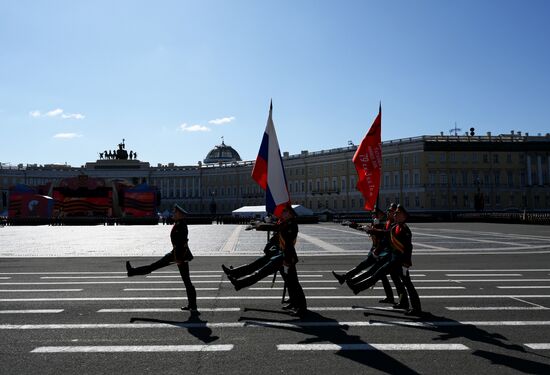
1, 222, 550, 374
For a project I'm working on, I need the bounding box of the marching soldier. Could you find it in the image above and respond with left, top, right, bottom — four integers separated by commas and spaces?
125, 204, 197, 312
347, 205, 421, 315
331, 206, 395, 304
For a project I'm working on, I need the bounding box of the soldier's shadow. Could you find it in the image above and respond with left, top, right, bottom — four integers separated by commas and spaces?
239, 309, 420, 374
130, 311, 219, 344
364, 310, 550, 373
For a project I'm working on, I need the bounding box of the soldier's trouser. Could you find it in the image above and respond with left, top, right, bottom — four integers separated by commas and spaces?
285, 264, 306, 310
131, 252, 197, 308
233, 254, 283, 289
349, 252, 407, 297
228, 248, 280, 279
401, 268, 420, 311
345, 253, 394, 300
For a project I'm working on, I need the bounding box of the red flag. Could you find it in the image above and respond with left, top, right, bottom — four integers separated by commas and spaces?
352, 105, 382, 211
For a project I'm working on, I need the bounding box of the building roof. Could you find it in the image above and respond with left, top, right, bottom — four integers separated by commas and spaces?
204, 140, 242, 164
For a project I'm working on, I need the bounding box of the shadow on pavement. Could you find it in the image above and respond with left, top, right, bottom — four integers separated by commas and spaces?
130, 311, 219, 344
239, 309, 420, 374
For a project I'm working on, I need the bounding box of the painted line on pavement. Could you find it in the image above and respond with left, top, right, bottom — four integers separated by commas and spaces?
498, 286, 550, 289
446, 306, 548, 311
0, 309, 64, 314
31, 345, 234, 353
3, 320, 550, 330
220, 225, 243, 253
525, 343, 550, 350
249, 287, 337, 290
98, 308, 240, 313
0, 289, 82, 293
277, 343, 469, 351
445, 274, 522, 277
2, 294, 550, 302
123, 288, 219, 291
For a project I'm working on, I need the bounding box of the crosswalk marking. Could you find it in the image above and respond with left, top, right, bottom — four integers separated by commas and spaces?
3, 320, 550, 330
0, 289, 82, 293
2, 294, 550, 302
446, 306, 548, 311
98, 308, 240, 313
445, 274, 523, 277
0, 309, 64, 314
524, 343, 550, 350
497, 286, 550, 289
31, 345, 234, 353
123, 288, 219, 291
277, 343, 470, 351
249, 287, 338, 290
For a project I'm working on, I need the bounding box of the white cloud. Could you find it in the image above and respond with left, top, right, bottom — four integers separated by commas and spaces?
53, 133, 82, 139
208, 116, 235, 125
61, 113, 85, 120
46, 108, 64, 117
179, 123, 211, 132
29, 108, 84, 120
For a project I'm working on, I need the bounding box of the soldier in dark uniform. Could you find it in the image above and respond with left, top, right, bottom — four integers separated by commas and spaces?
331, 206, 395, 304
125, 204, 197, 311
347, 204, 421, 315
226, 205, 306, 317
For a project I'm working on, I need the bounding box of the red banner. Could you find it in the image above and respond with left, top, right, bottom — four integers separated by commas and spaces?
352, 105, 382, 211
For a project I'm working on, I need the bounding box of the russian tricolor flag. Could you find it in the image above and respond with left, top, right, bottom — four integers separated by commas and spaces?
251, 101, 291, 217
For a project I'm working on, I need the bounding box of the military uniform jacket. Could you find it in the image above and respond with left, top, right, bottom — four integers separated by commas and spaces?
276, 218, 299, 265
171, 220, 194, 263
390, 223, 413, 267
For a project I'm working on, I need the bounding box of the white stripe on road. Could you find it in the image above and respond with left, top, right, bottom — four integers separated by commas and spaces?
41, 276, 128, 279
446, 306, 548, 311
0, 309, 63, 314
98, 308, 240, 313
3, 294, 550, 302
123, 288, 219, 291
445, 274, 523, 277
277, 343, 469, 351
220, 225, 243, 253
497, 286, 550, 289
298, 233, 347, 252
0, 289, 82, 293
31, 345, 234, 353
525, 343, 550, 350
373, 286, 465, 290
247, 286, 339, 290
0, 277, 11, 280
146, 275, 221, 278
3, 320, 550, 330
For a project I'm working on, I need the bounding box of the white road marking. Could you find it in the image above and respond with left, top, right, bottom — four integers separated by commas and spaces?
2, 294, 550, 302
3, 320, 550, 330
146, 275, 221, 278
31, 345, 234, 353
98, 308, 240, 313
221, 225, 243, 253
247, 286, 339, 290
445, 274, 522, 277
373, 286, 465, 290
446, 307, 548, 311
277, 343, 470, 351
41, 276, 128, 279
525, 343, 550, 350
0, 309, 63, 314
0, 277, 11, 280
298, 233, 347, 252
123, 288, 219, 291
498, 286, 550, 289
0, 289, 82, 293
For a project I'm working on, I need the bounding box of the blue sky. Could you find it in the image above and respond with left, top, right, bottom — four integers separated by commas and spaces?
1, 0, 549, 167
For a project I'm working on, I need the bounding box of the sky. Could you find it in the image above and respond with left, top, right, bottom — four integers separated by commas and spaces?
1, 0, 549, 167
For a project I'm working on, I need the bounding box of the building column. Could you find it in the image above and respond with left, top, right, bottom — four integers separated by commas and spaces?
526, 155, 532, 186
537, 155, 543, 186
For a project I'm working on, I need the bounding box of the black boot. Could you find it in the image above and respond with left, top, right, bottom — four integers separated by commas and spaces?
221, 264, 232, 276
332, 271, 346, 285
379, 297, 396, 304
228, 275, 243, 291
126, 261, 135, 277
